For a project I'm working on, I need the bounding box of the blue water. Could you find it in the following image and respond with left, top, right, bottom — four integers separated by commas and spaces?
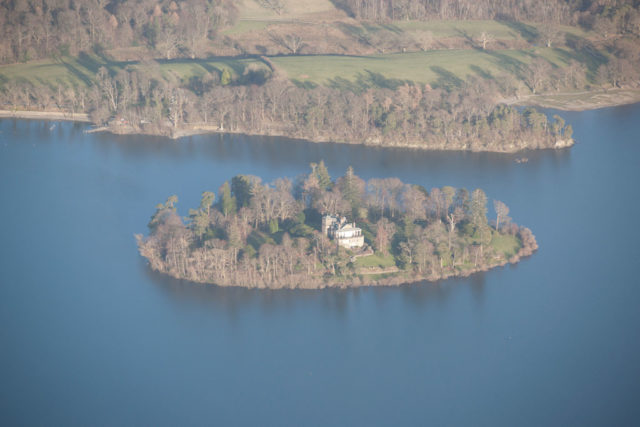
1, 105, 639, 425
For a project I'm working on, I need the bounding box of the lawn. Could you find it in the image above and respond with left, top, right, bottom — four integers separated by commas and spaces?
237, 0, 338, 21
354, 252, 397, 269
490, 232, 522, 258
0, 54, 263, 88
0, 45, 604, 91
272, 47, 590, 87
392, 19, 530, 41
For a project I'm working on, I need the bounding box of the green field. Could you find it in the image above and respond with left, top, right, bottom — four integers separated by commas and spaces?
490, 232, 522, 258
0, 54, 263, 88
237, 0, 338, 20
354, 253, 397, 269
0, 45, 604, 91
272, 47, 596, 87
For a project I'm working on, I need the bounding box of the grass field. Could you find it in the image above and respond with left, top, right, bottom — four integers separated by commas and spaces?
272, 47, 595, 87
354, 252, 397, 269
490, 232, 522, 258
0, 54, 264, 88
237, 0, 339, 21
0, 45, 602, 92
0, 44, 603, 92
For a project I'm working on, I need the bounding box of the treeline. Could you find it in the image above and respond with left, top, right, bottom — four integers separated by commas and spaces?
334, 0, 572, 23
0, 0, 237, 64
334, 0, 640, 33
137, 163, 537, 289
0, 64, 573, 152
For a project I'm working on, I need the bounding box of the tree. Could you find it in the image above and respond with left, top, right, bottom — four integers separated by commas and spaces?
374, 218, 396, 256
470, 189, 488, 230
200, 191, 215, 216
447, 206, 464, 250
493, 200, 510, 231
221, 68, 232, 86
538, 24, 560, 48
478, 31, 494, 50
232, 175, 255, 208
219, 181, 236, 217
524, 59, 551, 94
96, 66, 119, 113
338, 166, 365, 213
564, 124, 573, 140
148, 195, 178, 231
269, 31, 305, 54
311, 160, 331, 190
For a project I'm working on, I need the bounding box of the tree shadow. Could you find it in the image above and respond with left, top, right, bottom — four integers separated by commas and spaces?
455, 28, 476, 46
499, 20, 539, 42
358, 70, 409, 90
328, 0, 353, 17
430, 66, 464, 90
327, 70, 411, 93
562, 34, 608, 76
483, 50, 526, 78
327, 76, 365, 93
337, 22, 374, 47
469, 64, 494, 80
291, 79, 318, 89
59, 58, 94, 86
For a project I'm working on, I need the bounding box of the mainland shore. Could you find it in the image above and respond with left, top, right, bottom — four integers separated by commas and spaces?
2, 89, 639, 152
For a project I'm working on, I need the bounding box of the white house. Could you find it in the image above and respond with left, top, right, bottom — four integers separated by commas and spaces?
322, 215, 365, 249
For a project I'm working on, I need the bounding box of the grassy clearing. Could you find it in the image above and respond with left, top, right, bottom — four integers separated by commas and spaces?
354, 252, 397, 269
490, 232, 521, 258
272, 47, 591, 87
237, 0, 338, 20
0, 44, 605, 92
0, 54, 263, 88
393, 20, 528, 40
222, 20, 272, 35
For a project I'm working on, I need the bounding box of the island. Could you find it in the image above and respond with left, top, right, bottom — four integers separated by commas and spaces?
5, 0, 640, 152
136, 163, 537, 288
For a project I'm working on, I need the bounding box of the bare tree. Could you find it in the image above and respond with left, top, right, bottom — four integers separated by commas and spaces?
374, 218, 396, 255
258, 0, 285, 15
523, 59, 551, 94
446, 206, 464, 250
538, 24, 560, 48
269, 31, 305, 54
478, 31, 494, 50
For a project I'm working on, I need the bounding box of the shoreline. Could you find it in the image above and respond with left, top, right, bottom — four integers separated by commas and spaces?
3, 90, 639, 152
1, 112, 575, 154
146, 229, 539, 290
0, 109, 90, 122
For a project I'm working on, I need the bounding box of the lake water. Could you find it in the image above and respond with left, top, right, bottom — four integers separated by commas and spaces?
1, 105, 640, 426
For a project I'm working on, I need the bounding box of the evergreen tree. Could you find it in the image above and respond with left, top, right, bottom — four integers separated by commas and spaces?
199, 191, 215, 216
339, 166, 364, 213
470, 189, 488, 230
311, 160, 332, 190
221, 68, 232, 86
218, 181, 236, 217
231, 175, 253, 208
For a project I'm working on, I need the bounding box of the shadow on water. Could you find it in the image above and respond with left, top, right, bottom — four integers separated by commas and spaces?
143, 253, 489, 316
143, 262, 355, 317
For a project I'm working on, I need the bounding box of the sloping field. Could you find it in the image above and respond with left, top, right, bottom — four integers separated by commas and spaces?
0, 44, 602, 92
271, 47, 590, 87
237, 0, 341, 21
0, 55, 263, 88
